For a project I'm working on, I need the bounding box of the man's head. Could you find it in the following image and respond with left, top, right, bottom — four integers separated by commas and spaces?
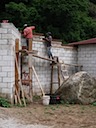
47, 32, 52, 35
45, 32, 52, 37
23, 24, 28, 28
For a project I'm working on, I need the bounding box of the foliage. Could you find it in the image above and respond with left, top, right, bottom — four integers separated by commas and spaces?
0, 97, 11, 108
33, 95, 41, 102
0, 0, 96, 43
5, 2, 28, 28
92, 102, 96, 106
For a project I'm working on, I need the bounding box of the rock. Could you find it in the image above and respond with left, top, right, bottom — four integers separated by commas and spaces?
55, 71, 96, 104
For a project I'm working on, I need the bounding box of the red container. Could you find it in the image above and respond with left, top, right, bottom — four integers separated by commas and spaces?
49, 94, 61, 104
2, 20, 9, 23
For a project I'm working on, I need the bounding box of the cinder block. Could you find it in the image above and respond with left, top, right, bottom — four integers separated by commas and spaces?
0, 28, 7, 33
0, 61, 9, 66
3, 77, 14, 83
0, 45, 11, 50
0, 83, 8, 88
2, 67, 14, 72
0, 40, 7, 45
7, 29, 12, 34
2, 88, 13, 94
7, 72, 15, 77
0, 50, 7, 55
0, 77, 3, 82
0, 72, 7, 77
7, 83, 14, 88
0, 56, 2, 60
1, 34, 12, 39
2, 56, 12, 61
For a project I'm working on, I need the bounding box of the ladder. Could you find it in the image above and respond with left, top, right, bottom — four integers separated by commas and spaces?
50, 56, 61, 94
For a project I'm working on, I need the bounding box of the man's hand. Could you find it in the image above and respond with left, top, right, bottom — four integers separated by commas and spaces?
42, 38, 49, 42
42, 38, 46, 40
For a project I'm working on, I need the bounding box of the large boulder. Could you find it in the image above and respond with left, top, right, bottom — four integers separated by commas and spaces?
55, 71, 96, 104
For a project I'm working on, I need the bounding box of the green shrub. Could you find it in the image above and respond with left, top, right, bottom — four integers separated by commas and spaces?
0, 97, 11, 108
92, 102, 96, 106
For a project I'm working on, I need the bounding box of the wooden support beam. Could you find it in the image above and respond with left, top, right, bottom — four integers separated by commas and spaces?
57, 57, 61, 88
33, 54, 57, 62
28, 39, 33, 102
15, 53, 26, 107
50, 64, 54, 94
32, 65, 45, 96
15, 87, 22, 106
17, 50, 38, 55
17, 49, 59, 63
16, 49, 83, 68
15, 39, 19, 92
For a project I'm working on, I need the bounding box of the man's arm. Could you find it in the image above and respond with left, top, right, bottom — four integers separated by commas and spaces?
43, 37, 49, 42
43, 36, 52, 42
31, 26, 35, 30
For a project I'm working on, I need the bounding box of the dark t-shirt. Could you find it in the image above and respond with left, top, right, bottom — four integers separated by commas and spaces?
45, 35, 52, 47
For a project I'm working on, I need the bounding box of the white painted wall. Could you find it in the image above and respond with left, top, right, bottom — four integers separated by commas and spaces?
0, 23, 21, 102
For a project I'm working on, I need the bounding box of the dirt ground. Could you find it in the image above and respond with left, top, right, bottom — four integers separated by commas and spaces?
0, 99, 96, 128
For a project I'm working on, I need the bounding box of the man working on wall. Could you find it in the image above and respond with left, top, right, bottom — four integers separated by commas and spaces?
43, 32, 54, 60
23, 24, 35, 49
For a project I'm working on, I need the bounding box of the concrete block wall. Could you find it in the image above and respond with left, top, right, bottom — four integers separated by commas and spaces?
0, 23, 21, 102
2, 23, 96, 100
78, 44, 96, 77
22, 35, 77, 95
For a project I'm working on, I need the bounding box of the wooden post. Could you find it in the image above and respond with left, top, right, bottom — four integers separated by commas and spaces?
15, 39, 19, 92
28, 39, 33, 102
50, 64, 54, 94
15, 53, 26, 106
15, 39, 26, 106
57, 57, 61, 87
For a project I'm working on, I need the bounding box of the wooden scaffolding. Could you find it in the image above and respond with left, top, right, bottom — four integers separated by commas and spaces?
14, 38, 83, 106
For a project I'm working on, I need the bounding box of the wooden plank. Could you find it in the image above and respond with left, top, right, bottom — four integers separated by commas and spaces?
32, 65, 45, 96
17, 49, 58, 63
17, 49, 83, 68
17, 49, 38, 54
15, 87, 22, 106
14, 95, 17, 104
32, 54, 57, 62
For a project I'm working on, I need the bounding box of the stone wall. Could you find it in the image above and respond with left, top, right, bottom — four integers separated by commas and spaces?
0, 23, 21, 102
78, 44, 96, 77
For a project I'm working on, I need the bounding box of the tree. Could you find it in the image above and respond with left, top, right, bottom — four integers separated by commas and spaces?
5, 2, 28, 28
1, 0, 96, 43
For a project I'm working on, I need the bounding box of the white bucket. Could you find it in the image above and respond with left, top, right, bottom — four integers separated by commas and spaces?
42, 95, 50, 105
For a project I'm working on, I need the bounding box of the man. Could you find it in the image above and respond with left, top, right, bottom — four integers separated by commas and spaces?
23, 24, 35, 49
43, 32, 54, 59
